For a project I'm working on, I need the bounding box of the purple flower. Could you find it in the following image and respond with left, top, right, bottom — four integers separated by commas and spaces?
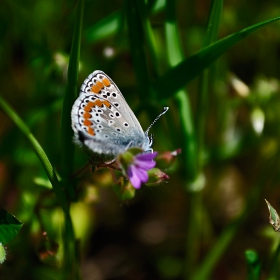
127, 152, 158, 189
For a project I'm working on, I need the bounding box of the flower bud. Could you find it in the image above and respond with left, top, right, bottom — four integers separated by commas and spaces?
146, 168, 169, 186
156, 149, 181, 169
113, 178, 136, 200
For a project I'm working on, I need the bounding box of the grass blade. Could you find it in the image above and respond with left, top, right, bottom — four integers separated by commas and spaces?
153, 16, 280, 99
60, 0, 84, 200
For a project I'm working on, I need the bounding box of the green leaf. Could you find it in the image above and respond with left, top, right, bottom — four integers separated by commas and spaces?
85, 11, 120, 42
245, 250, 261, 280
0, 208, 23, 245
152, 16, 280, 99
84, 0, 165, 42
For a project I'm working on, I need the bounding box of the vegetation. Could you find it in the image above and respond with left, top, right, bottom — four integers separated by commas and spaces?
1, 0, 280, 279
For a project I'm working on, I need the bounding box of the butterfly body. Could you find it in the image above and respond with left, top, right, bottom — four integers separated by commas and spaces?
71, 70, 151, 159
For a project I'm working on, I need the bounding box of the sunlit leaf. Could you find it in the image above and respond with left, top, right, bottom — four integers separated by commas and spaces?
0, 243, 6, 264
265, 199, 280, 232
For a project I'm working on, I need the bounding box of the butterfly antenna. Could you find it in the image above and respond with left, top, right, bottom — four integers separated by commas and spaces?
145, 107, 169, 135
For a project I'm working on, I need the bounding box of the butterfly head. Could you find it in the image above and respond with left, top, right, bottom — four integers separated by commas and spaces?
142, 134, 154, 153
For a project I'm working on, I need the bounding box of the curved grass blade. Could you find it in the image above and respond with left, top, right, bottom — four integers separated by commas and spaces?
0, 96, 68, 212
153, 16, 280, 99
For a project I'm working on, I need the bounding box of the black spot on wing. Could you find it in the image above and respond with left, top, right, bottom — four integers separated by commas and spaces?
78, 131, 86, 142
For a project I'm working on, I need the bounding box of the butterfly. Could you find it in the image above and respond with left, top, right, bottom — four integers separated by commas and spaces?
71, 70, 168, 160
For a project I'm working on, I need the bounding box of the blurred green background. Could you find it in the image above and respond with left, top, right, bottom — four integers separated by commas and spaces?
1, 0, 280, 279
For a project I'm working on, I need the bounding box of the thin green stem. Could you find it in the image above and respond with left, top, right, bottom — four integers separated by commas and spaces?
60, 0, 84, 201
126, 0, 150, 100
245, 250, 261, 280
165, 1, 199, 277
60, 0, 84, 278
165, 0, 197, 182
195, 0, 223, 170
268, 239, 280, 279
136, 0, 160, 78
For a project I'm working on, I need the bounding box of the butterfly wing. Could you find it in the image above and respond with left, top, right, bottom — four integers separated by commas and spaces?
71, 70, 150, 158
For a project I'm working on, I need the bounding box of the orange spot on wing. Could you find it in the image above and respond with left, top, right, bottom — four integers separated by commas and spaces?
88, 101, 95, 107
84, 101, 95, 112
87, 127, 95, 136
83, 112, 91, 119
103, 100, 111, 108
102, 77, 111, 87
91, 84, 101, 93
95, 99, 102, 107
83, 119, 92, 126
84, 105, 91, 112
96, 81, 104, 89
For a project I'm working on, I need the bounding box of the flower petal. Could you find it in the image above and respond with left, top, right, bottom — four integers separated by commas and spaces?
135, 158, 156, 170
134, 167, 149, 183
127, 165, 141, 189
136, 152, 158, 161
